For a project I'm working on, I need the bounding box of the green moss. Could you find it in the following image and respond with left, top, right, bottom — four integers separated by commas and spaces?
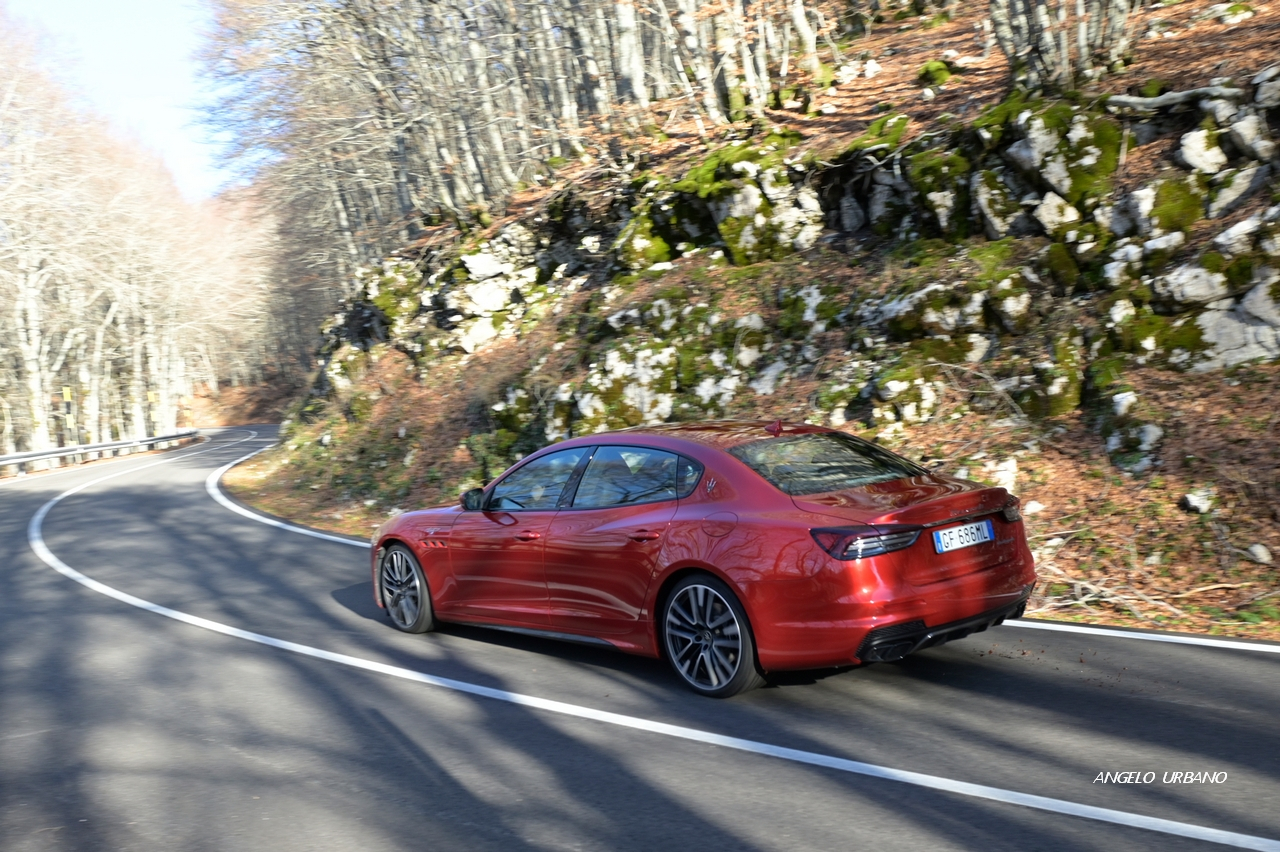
1225, 255, 1254, 290
1139, 79, 1169, 98
1152, 177, 1205, 233
1201, 251, 1227, 273
1045, 243, 1080, 290
973, 90, 1032, 138
671, 132, 799, 199
843, 114, 911, 155
1064, 115, 1123, 206
616, 207, 673, 270
908, 149, 972, 236
967, 237, 1019, 286
918, 61, 953, 86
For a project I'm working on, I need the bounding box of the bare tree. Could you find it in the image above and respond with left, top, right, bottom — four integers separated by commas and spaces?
0, 13, 285, 460
990, 0, 1139, 90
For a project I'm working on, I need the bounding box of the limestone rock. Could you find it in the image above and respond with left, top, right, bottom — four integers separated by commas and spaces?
1112, 390, 1138, 417
1248, 544, 1274, 565
1032, 192, 1081, 237
1193, 306, 1280, 370
1213, 215, 1263, 255
970, 170, 1036, 239
456, 316, 498, 353
1208, 165, 1271, 219
839, 195, 867, 232
1143, 232, 1185, 256
1253, 65, 1280, 85
1152, 264, 1229, 305
1179, 129, 1228, 174
462, 252, 514, 280
1180, 490, 1214, 513
1256, 80, 1280, 109
1201, 98, 1238, 126
1238, 272, 1280, 326
835, 63, 862, 84
1228, 114, 1270, 159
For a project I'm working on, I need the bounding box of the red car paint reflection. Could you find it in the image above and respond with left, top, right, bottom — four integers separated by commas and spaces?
371, 421, 1036, 697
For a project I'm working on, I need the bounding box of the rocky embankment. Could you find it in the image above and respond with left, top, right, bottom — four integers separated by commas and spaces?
230, 68, 1280, 638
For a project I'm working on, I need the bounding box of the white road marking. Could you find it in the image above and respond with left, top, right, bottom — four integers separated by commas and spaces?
1004, 619, 1280, 654
25, 448, 1280, 852
205, 448, 368, 547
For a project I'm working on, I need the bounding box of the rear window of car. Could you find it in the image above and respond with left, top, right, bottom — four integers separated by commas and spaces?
728, 432, 924, 496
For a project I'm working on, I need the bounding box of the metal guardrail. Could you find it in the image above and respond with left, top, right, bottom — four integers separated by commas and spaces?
0, 429, 200, 470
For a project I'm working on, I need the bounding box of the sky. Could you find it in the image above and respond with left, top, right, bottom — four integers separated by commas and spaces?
5, 0, 232, 201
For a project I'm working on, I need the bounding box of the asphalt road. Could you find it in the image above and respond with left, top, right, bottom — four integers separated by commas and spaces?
2, 427, 1278, 852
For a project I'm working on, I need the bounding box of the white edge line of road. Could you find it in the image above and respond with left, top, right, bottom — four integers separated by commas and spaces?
24, 438, 1280, 852
205, 447, 369, 547
1004, 618, 1280, 654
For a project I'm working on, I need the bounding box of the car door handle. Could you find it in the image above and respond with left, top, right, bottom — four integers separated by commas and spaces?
628, 531, 662, 542
514, 531, 542, 541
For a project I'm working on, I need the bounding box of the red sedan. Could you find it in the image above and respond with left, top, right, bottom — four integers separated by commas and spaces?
371, 421, 1036, 697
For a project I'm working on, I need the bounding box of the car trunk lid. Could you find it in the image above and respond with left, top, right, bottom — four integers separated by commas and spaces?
794, 474, 1016, 585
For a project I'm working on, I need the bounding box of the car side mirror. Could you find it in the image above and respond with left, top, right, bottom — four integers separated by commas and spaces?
460, 488, 485, 511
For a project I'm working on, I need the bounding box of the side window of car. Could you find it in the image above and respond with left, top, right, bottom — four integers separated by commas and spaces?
676, 455, 704, 498
487, 448, 587, 511
571, 446, 680, 509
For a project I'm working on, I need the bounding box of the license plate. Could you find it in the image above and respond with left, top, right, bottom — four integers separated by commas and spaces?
933, 519, 994, 553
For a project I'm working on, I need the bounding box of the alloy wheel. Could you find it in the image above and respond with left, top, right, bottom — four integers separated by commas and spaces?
664, 583, 744, 690
380, 547, 422, 629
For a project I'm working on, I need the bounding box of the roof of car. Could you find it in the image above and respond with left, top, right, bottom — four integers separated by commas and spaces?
601, 420, 833, 450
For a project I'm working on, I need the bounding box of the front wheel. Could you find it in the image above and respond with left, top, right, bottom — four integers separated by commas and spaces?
662, 575, 764, 698
378, 544, 435, 633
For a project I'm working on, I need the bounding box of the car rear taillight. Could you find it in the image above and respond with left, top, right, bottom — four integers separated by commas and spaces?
1002, 496, 1021, 523
810, 525, 922, 560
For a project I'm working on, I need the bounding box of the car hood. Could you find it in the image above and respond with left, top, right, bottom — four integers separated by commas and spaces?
791, 474, 1006, 527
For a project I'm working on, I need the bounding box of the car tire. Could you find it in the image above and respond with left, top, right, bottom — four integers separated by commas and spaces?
378, 544, 435, 634
662, 574, 764, 698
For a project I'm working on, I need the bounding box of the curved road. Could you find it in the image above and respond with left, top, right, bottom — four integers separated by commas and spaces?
2, 428, 1278, 851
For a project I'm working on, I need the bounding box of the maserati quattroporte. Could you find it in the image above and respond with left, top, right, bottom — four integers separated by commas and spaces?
371, 421, 1035, 697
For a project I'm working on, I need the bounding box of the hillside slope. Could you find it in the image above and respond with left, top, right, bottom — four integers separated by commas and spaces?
226, 13, 1280, 640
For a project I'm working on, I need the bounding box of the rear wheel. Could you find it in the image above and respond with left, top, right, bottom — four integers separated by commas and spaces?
662, 575, 764, 698
378, 544, 435, 633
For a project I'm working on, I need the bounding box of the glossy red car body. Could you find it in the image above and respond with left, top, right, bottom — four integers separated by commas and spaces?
370, 421, 1036, 672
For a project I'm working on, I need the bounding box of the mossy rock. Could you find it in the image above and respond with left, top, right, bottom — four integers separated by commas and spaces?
872, 351, 950, 425
1108, 307, 1207, 369
1003, 100, 1123, 207
842, 114, 911, 156
908, 148, 972, 237
883, 280, 988, 340
972, 90, 1033, 149
1151, 176, 1206, 234
986, 274, 1034, 334
615, 206, 673, 270
672, 131, 802, 199
1020, 334, 1085, 417
918, 61, 954, 87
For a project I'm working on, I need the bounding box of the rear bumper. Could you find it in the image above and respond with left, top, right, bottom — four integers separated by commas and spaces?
855, 584, 1033, 663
